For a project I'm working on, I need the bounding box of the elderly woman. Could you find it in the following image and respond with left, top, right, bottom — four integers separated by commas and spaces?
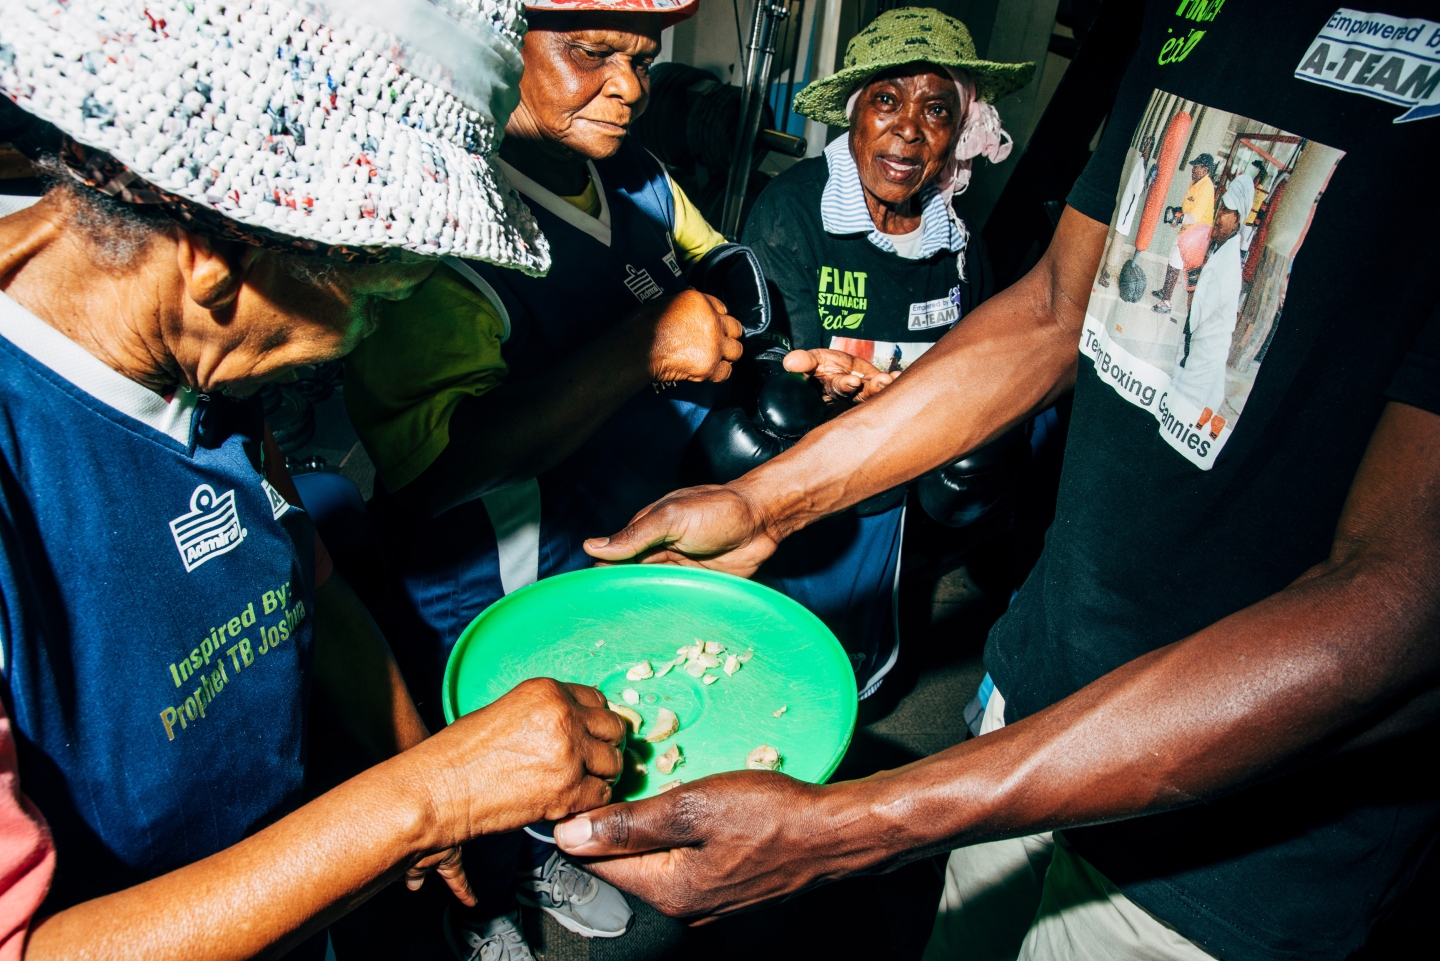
0, 2, 627, 959
339, 0, 751, 955
724, 8, 1032, 697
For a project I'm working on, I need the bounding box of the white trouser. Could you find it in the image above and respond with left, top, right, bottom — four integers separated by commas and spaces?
1167, 241, 1187, 270
922, 689, 1215, 961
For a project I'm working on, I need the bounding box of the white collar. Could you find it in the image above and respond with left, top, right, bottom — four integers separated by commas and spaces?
819, 136, 967, 259
0, 290, 197, 445
499, 158, 612, 247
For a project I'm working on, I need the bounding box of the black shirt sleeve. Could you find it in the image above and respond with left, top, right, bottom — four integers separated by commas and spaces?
743, 173, 825, 350
1386, 300, 1440, 416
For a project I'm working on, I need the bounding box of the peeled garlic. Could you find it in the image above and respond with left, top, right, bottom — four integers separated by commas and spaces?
644, 707, 679, 743
703, 640, 724, 655
684, 660, 707, 677
746, 744, 782, 771
658, 779, 684, 793
626, 660, 654, 681
656, 743, 684, 774
736, 650, 754, 663
608, 701, 643, 734
622, 688, 640, 705
654, 658, 676, 678
698, 653, 720, 668
723, 654, 739, 676
773, 706, 787, 717
702, 674, 718, 685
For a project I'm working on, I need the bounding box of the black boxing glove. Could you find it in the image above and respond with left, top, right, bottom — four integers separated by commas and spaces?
692, 364, 826, 484
917, 424, 1030, 528
687, 242, 771, 336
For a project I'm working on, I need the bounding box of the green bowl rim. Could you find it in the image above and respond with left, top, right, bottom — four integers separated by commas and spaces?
440, 564, 859, 785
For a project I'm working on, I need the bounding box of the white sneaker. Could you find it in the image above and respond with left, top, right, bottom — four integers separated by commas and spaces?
515, 851, 633, 938
443, 908, 535, 961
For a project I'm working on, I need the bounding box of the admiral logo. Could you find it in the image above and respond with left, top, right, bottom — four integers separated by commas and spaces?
624, 264, 664, 302
170, 484, 247, 573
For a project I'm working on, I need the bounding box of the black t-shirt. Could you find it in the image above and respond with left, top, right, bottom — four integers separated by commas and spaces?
742, 157, 992, 367
983, 2, 1440, 958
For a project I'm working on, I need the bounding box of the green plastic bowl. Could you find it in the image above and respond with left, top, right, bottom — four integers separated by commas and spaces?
442, 566, 857, 800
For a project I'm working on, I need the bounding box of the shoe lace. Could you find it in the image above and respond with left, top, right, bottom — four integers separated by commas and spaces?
545, 859, 599, 907
462, 922, 526, 961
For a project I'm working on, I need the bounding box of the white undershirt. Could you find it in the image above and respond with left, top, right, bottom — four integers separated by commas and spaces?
886, 224, 926, 260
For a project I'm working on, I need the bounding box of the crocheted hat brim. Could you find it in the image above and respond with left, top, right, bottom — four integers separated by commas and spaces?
0, 0, 551, 275
794, 57, 1036, 128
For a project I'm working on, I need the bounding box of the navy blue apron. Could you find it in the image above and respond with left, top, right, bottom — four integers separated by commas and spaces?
0, 338, 316, 910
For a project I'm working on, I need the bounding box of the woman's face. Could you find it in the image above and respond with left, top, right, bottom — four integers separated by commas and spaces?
849, 64, 961, 207
507, 11, 662, 161
200, 253, 436, 396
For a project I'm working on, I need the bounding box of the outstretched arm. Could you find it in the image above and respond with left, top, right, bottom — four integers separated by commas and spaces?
25, 679, 626, 960
584, 206, 1107, 575
559, 401, 1440, 920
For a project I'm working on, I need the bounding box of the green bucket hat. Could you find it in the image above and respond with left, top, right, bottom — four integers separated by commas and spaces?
794, 8, 1036, 128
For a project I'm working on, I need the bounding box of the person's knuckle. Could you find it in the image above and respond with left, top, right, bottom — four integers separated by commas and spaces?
594, 806, 634, 847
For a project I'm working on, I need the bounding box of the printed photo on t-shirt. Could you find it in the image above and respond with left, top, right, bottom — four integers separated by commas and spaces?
1083, 88, 1345, 469
828, 336, 940, 374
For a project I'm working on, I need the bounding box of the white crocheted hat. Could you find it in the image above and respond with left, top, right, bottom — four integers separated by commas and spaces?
0, 0, 551, 274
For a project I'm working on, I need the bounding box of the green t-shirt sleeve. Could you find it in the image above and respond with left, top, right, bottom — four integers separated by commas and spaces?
343, 264, 508, 492
668, 174, 727, 264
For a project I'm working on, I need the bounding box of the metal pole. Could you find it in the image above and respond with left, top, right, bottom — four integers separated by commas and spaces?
720, 0, 788, 240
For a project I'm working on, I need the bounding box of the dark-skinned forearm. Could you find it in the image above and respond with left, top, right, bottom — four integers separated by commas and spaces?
312, 574, 429, 762
402, 313, 658, 518
734, 208, 1106, 540
809, 403, 1440, 880
26, 757, 440, 961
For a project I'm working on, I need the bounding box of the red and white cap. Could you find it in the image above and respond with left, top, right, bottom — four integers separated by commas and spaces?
524, 0, 700, 28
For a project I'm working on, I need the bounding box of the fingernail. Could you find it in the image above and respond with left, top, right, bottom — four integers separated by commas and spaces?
556, 817, 592, 848
587, 537, 610, 549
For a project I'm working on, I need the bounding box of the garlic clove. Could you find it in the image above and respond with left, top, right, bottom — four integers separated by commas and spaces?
608, 701, 643, 734
644, 707, 679, 742
702, 674, 718, 685
626, 660, 654, 681
746, 744, 782, 771
622, 688, 640, 705
723, 654, 739, 676
656, 743, 684, 774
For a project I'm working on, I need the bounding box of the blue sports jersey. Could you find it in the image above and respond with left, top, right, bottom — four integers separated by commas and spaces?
370, 140, 717, 722
0, 294, 315, 910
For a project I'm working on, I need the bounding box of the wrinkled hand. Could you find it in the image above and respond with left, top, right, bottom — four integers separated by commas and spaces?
641, 290, 745, 384
402, 678, 625, 887
783, 348, 894, 403
553, 771, 827, 922
584, 485, 779, 578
